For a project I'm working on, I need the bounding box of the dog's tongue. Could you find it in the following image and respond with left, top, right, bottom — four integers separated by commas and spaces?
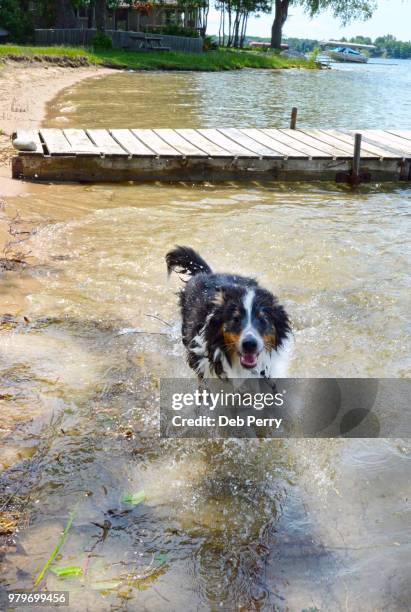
240, 353, 258, 368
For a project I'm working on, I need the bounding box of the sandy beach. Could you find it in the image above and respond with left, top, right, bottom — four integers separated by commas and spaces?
0, 60, 112, 253
0, 60, 112, 194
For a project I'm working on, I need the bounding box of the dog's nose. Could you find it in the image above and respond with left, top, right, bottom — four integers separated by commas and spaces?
242, 335, 258, 353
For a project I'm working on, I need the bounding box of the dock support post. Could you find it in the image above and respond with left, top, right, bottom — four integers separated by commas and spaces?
352, 133, 362, 182
336, 132, 371, 185
290, 107, 298, 130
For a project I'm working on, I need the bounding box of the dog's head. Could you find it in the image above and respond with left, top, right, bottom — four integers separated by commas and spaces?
206, 285, 291, 371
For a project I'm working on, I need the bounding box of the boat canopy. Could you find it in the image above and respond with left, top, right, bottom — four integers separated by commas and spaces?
321, 41, 376, 50
332, 47, 362, 55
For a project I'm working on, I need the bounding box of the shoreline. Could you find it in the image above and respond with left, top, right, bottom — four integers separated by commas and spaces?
0, 61, 113, 474
0, 60, 113, 196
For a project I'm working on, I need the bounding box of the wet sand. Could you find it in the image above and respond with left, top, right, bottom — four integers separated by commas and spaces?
0, 61, 113, 468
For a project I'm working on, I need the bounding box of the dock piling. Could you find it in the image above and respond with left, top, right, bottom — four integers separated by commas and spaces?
352, 133, 362, 182
336, 132, 371, 185
290, 107, 298, 130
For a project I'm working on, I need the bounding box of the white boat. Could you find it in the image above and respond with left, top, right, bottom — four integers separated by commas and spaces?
321, 41, 376, 64
328, 46, 368, 63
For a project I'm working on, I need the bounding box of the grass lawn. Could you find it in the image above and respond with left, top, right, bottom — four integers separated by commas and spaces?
0, 44, 318, 71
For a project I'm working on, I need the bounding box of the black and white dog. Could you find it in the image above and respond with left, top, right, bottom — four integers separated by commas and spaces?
166, 246, 291, 379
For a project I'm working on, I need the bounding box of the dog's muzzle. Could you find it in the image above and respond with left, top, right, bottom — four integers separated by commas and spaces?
239, 333, 262, 369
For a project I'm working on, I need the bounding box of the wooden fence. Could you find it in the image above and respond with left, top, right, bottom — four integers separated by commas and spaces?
34, 29, 203, 54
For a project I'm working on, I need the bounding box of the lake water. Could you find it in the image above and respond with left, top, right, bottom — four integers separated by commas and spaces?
1, 60, 410, 610
46, 58, 411, 129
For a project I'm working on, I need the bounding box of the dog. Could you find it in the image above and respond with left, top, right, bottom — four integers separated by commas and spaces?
166, 246, 291, 380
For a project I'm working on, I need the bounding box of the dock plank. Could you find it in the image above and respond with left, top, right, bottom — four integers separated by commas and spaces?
198, 129, 258, 157
369, 130, 411, 153
132, 129, 181, 156
243, 129, 305, 157
175, 129, 232, 157
379, 131, 411, 153
352, 130, 411, 156
154, 129, 208, 157
219, 128, 281, 157
263, 129, 330, 157
110, 129, 154, 156
280, 129, 347, 157
14, 129, 43, 154
321, 130, 394, 158
63, 129, 100, 155
86, 129, 127, 155
386, 130, 411, 143
301, 129, 376, 159
40, 129, 73, 155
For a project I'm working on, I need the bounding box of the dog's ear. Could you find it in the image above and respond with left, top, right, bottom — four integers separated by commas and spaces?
271, 302, 291, 348
257, 289, 291, 348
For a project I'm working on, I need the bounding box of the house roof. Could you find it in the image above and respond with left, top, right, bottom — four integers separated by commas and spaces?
0, 27, 10, 37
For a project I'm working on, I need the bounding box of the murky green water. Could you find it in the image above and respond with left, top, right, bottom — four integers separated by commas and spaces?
1, 62, 410, 610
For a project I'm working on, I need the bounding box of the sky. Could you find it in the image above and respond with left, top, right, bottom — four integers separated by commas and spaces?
207, 0, 411, 41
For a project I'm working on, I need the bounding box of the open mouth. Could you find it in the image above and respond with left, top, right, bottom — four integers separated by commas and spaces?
239, 352, 258, 369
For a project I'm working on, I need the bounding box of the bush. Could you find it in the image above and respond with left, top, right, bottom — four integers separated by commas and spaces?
203, 36, 218, 51
308, 46, 320, 62
91, 32, 112, 49
0, 0, 33, 43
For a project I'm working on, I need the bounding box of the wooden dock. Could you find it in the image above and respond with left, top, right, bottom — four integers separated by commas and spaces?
12, 128, 411, 183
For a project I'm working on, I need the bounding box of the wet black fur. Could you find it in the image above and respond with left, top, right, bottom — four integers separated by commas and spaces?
166, 246, 291, 378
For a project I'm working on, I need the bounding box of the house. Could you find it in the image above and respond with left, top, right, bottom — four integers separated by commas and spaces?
75, 1, 199, 33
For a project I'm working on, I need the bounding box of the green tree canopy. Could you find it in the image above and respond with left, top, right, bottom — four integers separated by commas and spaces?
271, 0, 377, 49
0, 0, 33, 42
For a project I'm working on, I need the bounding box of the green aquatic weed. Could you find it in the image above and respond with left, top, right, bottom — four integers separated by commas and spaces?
122, 490, 146, 505
50, 566, 83, 578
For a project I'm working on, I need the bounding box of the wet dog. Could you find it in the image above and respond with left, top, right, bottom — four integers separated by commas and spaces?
166, 246, 291, 379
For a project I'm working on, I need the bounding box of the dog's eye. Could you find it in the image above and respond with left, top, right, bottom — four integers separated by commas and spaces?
257, 311, 268, 322
230, 309, 242, 323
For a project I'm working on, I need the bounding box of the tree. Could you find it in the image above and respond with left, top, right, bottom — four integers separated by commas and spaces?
271, 0, 377, 49
349, 35, 372, 46
374, 34, 411, 59
55, 0, 77, 27
94, 0, 106, 31
86, 0, 95, 28
216, 0, 271, 47
0, 0, 34, 41
178, 0, 210, 38
271, 0, 289, 49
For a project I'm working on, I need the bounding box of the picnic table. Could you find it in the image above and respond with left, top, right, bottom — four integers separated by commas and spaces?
126, 32, 170, 52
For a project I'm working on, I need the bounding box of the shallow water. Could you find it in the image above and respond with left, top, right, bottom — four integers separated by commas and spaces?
46, 59, 411, 129
1, 61, 410, 610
